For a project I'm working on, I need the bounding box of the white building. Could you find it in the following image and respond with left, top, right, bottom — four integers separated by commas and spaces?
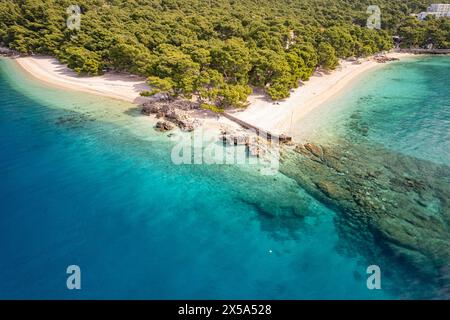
418, 3, 450, 20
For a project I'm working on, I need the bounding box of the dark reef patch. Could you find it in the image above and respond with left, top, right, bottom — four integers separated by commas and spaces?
280, 139, 449, 298
54, 111, 95, 129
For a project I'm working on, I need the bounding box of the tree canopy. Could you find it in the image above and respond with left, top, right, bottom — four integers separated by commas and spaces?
0, 0, 447, 107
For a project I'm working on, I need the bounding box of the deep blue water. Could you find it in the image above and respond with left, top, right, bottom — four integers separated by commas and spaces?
2, 56, 448, 299
0, 57, 450, 299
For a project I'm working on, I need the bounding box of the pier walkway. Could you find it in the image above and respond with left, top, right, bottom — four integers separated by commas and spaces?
222, 112, 292, 143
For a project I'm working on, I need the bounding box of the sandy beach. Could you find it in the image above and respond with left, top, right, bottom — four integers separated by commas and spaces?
13, 55, 240, 132
230, 52, 412, 136
12, 52, 412, 138
14, 55, 150, 104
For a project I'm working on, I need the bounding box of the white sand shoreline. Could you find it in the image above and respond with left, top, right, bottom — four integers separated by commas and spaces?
231, 52, 413, 137
11, 52, 413, 139
13, 55, 150, 104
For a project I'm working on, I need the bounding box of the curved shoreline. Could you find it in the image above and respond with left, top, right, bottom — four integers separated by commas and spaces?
232, 52, 413, 137
13, 55, 150, 104
11, 53, 412, 140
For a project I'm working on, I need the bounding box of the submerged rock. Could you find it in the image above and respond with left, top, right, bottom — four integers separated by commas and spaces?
280, 140, 450, 298
178, 119, 202, 132
304, 142, 323, 159
55, 112, 95, 128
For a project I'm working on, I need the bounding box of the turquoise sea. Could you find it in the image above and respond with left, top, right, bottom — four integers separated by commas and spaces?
0, 56, 448, 299
294, 56, 450, 165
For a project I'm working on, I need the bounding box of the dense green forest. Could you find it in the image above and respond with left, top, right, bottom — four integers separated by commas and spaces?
0, 0, 448, 106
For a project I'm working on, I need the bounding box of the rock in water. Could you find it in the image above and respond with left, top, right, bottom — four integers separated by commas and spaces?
154, 120, 175, 132
141, 99, 202, 131
304, 142, 323, 159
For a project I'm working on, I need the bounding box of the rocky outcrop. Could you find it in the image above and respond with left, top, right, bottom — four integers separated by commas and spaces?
141, 100, 202, 132
281, 140, 450, 298
219, 126, 271, 158
164, 108, 201, 132
373, 55, 400, 63
142, 100, 198, 114
0, 47, 18, 57
154, 120, 175, 132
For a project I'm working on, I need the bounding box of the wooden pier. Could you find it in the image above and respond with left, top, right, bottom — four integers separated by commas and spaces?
222, 112, 292, 143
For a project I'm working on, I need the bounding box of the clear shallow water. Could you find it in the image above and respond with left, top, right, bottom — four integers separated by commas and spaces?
295, 56, 450, 166
0, 58, 392, 299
